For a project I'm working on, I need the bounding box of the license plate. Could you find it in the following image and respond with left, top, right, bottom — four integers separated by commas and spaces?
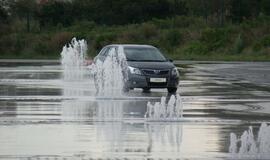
150, 78, 166, 83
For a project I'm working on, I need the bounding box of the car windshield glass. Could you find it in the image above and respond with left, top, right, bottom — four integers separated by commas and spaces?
124, 47, 167, 62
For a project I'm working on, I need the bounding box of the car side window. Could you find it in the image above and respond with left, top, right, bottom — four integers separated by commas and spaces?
103, 47, 111, 57
106, 47, 118, 57
99, 47, 108, 57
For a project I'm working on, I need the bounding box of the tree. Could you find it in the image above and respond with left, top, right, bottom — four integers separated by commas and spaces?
0, 0, 16, 24
231, 0, 260, 22
261, 0, 270, 15
14, 0, 37, 32
38, 1, 73, 27
0, 5, 8, 23
185, 0, 223, 25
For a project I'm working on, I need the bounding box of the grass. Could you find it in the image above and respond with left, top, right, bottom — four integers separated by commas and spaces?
0, 15, 270, 61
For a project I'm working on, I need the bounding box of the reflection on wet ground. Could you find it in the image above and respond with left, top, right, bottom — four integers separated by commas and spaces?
0, 61, 270, 159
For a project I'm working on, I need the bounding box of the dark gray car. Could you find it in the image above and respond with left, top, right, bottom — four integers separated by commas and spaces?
94, 44, 179, 93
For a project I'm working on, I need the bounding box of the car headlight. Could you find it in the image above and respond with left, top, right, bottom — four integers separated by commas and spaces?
171, 67, 179, 77
128, 66, 142, 75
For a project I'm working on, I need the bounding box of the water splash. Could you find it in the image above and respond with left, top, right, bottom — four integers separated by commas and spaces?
229, 122, 270, 159
95, 100, 124, 121
60, 38, 127, 97
91, 47, 127, 97
145, 124, 183, 152
61, 38, 87, 81
145, 94, 183, 121
61, 100, 93, 121
60, 38, 96, 98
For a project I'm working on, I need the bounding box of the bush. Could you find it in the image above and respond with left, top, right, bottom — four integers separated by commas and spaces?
183, 41, 207, 55
151, 18, 172, 29
93, 32, 117, 51
260, 36, 270, 47
12, 33, 31, 54
49, 32, 73, 51
253, 35, 270, 51
232, 34, 244, 54
174, 16, 206, 29
117, 28, 143, 43
0, 34, 16, 54
200, 28, 230, 51
140, 23, 158, 39
66, 21, 96, 32
166, 29, 183, 47
34, 40, 50, 55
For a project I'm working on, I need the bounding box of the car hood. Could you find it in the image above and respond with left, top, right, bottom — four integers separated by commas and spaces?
127, 61, 175, 69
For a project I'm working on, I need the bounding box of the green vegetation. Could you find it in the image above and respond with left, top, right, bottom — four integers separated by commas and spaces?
0, 0, 270, 61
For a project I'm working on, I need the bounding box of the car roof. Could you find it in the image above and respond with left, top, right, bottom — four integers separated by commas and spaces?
105, 44, 156, 48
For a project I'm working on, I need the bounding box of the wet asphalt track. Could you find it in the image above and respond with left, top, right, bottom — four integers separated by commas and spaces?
0, 60, 270, 159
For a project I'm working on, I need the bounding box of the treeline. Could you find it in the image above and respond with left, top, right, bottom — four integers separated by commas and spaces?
1, 0, 270, 29
0, 0, 270, 60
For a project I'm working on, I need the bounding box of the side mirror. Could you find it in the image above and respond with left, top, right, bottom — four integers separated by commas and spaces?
168, 59, 173, 62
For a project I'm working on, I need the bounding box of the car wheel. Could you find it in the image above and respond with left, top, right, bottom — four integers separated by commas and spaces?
142, 88, 151, 93
167, 87, 177, 93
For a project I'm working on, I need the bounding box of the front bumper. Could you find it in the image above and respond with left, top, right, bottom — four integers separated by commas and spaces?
126, 73, 179, 89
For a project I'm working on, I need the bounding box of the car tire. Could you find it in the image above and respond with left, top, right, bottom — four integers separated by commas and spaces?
167, 87, 177, 93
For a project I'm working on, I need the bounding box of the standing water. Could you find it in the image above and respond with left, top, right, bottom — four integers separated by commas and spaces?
60, 38, 262, 159
61, 38, 127, 97
60, 38, 91, 98
229, 122, 270, 159
145, 94, 183, 121
2, 44, 270, 159
60, 38, 127, 122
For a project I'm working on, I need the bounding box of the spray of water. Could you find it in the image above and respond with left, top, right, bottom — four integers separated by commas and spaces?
61, 38, 127, 97
91, 47, 127, 97
95, 100, 124, 121
61, 38, 87, 81
60, 38, 127, 123
60, 38, 185, 122
60, 37, 95, 98
229, 122, 270, 159
145, 124, 183, 152
145, 94, 183, 121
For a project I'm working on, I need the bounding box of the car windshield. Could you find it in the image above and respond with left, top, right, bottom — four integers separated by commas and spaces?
124, 47, 167, 62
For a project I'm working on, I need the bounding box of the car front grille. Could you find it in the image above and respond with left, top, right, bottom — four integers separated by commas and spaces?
142, 69, 170, 76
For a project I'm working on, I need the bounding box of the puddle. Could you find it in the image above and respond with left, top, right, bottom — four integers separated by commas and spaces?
0, 58, 269, 159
